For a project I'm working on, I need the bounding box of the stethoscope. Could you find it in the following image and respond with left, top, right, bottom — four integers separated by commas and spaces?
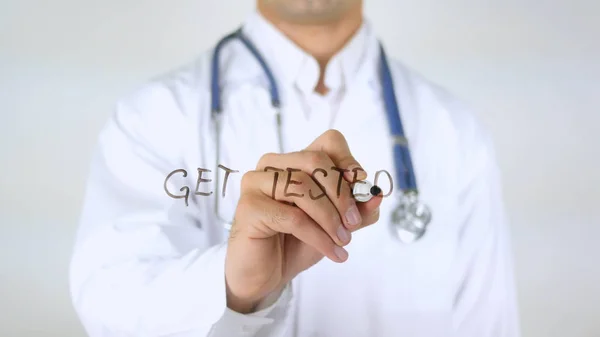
210, 28, 432, 244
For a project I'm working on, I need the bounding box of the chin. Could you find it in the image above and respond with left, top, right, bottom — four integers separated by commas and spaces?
270, 0, 355, 24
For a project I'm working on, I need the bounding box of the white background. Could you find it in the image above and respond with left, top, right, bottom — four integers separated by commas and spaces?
1, 0, 599, 336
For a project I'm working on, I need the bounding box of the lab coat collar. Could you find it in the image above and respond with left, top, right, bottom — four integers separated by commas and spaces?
241, 10, 374, 95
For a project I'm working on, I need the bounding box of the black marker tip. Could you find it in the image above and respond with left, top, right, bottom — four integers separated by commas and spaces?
370, 185, 382, 196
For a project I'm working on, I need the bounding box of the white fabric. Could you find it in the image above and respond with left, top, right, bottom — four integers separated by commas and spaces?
69, 10, 521, 337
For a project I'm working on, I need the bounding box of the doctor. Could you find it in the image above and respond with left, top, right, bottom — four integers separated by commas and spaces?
69, 0, 520, 336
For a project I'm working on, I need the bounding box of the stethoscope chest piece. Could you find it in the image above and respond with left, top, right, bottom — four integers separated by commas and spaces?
390, 192, 432, 244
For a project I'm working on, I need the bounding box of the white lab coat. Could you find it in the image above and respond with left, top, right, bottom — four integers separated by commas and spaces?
69, 11, 520, 337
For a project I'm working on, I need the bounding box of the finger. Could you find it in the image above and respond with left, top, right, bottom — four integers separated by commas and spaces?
241, 170, 352, 247
236, 193, 349, 263
281, 235, 326, 283
256, 151, 361, 229
305, 129, 367, 182
354, 195, 383, 231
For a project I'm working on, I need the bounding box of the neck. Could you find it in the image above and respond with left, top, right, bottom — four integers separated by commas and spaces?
257, 3, 363, 94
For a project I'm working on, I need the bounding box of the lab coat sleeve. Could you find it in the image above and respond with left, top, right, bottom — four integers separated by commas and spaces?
69, 81, 293, 337
451, 127, 521, 336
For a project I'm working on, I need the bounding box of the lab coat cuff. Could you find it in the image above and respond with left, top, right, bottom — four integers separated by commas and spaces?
210, 283, 293, 336
255, 283, 291, 312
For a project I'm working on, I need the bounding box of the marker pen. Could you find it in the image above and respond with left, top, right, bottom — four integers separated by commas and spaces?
352, 180, 382, 202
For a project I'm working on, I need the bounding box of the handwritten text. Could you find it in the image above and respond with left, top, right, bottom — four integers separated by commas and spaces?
164, 165, 394, 206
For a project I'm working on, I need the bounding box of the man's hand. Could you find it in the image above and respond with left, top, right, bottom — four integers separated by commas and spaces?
224, 130, 382, 313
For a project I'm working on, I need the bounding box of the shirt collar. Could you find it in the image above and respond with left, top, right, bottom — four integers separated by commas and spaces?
241, 10, 373, 95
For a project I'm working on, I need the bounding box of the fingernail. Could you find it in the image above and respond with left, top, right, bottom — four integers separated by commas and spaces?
333, 246, 349, 262
345, 204, 362, 227
337, 225, 351, 244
